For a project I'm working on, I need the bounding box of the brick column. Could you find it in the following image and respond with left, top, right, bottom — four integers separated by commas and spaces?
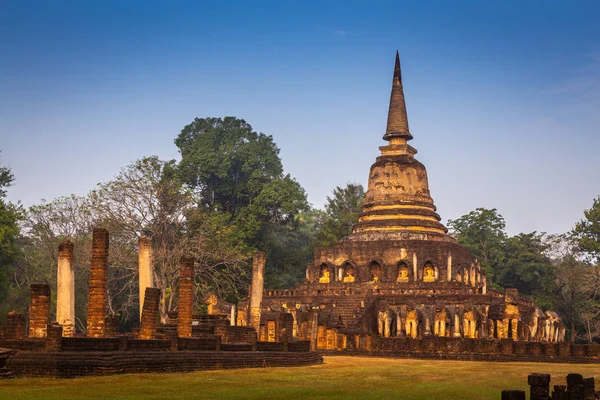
6, 311, 25, 339
87, 228, 109, 338
56, 240, 75, 337
177, 257, 194, 338
249, 252, 266, 334
139, 287, 161, 339
45, 323, 63, 352
29, 284, 51, 338
528, 373, 550, 400
138, 236, 154, 320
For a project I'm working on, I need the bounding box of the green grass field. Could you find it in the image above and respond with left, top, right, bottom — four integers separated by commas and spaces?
0, 356, 598, 400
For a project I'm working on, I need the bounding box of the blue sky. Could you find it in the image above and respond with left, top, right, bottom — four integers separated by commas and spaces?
1, 1, 599, 235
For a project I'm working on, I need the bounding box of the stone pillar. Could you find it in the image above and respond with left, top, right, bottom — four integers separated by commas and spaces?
249, 330, 258, 351
29, 284, 51, 338
214, 318, 228, 343
453, 313, 461, 337
482, 273, 487, 294
528, 373, 550, 400
6, 311, 25, 339
447, 253, 452, 281
511, 319, 519, 341
423, 310, 431, 336
230, 305, 236, 326
249, 252, 266, 333
45, 323, 63, 352
87, 228, 109, 338
309, 311, 319, 351
56, 240, 75, 337
177, 257, 194, 338
138, 235, 153, 320
412, 253, 418, 281
139, 287, 161, 340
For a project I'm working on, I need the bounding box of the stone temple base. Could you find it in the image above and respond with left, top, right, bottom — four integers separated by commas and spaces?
4, 349, 322, 378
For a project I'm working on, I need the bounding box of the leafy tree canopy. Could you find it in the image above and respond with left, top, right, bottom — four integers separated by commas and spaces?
447, 208, 507, 282
175, 117, 308, 247
314, 183, 365, 247
0, 154, 22, 305
499, 232, 555, 304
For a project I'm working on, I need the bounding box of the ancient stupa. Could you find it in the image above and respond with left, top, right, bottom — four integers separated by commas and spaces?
253, 52, 565, 350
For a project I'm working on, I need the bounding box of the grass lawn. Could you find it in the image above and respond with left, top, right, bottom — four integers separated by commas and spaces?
0, 356, 598, 400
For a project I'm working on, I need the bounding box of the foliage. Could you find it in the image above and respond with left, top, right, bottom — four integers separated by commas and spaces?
263, 209, 323, 289
175, 117, 309, 290
17, 195, 95, 330
498, 232, 556, 305
447, 208, 507, 284
313, 183, 364, 247
90, 156, 249, 321
175, 117, 308, 246
0, 154, 22, 309
573, 196, 600, 264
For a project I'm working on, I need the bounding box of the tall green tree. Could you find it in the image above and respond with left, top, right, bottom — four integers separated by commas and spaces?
314, 183, 365, 247
573, 196, 600, 264
0, 155, 22, 306
175, 117, 307, 230
499, 232, 556, 306
447, 208, 507, 283
175, 117, 309, 286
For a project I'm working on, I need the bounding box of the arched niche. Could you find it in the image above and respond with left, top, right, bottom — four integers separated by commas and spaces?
368, 261, 382, 283
318, 263, 331, 284
340, 261, 356, 283
396, 261, 410, 283
422, 261, 437, 282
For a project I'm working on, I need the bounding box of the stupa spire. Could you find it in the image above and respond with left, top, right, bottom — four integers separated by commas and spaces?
383, 51, 413, 142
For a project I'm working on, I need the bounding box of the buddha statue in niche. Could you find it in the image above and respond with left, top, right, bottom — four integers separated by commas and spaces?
396, 266, 409, 283
319, 267, 330, 283
423, 263, 436, 282
343, 266, 355, 283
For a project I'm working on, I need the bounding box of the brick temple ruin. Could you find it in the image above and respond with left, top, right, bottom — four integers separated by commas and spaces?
0, 229, 321, 378
233, 52, 600, 362
0, 52, 599, 378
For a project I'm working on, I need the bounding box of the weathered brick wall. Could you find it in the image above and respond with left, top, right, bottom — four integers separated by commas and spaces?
45, 323, 63, 352
4, 312, 25, 340
87, 228, 109, 338
28, 284, 51, 338
5, 350, 324, 378
328, 335, 600, 363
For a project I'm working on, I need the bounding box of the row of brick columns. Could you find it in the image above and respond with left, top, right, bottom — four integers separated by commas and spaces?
18, 230, 265, 343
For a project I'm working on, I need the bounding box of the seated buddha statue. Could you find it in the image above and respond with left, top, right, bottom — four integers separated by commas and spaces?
343, 267, 355, 283
397, 266, 409, 283
319, 268, 330, 283
423, 265, 436, 282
